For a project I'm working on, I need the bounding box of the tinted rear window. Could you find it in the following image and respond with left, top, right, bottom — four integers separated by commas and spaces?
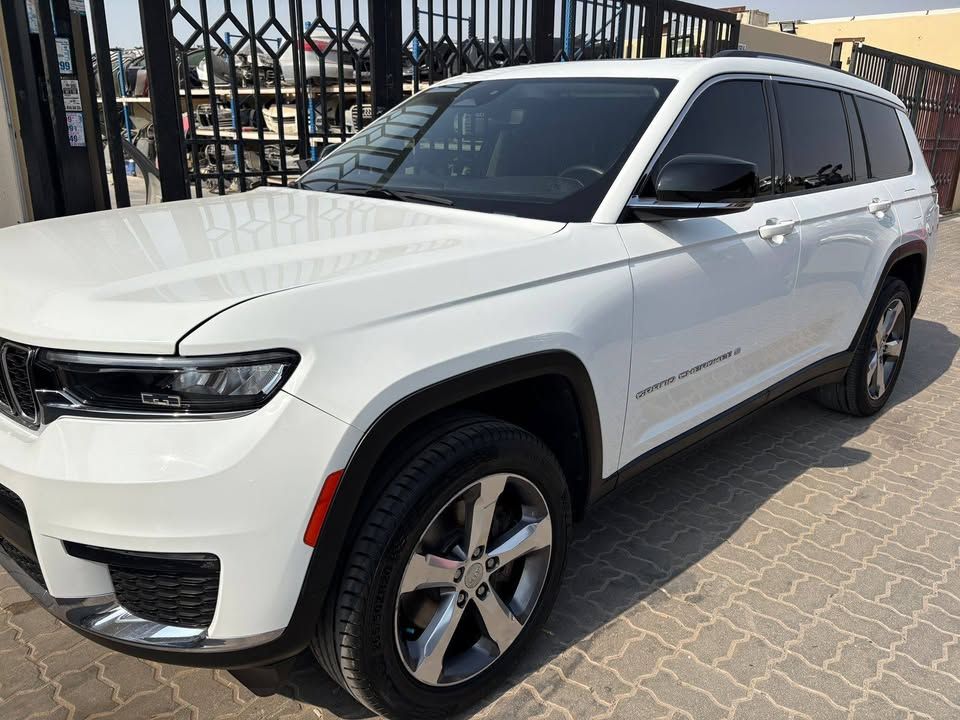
777, 83, 853, 193
856, 97, 913, 179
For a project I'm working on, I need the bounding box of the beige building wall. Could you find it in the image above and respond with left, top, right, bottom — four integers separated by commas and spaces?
737, 24, 832, 64
772, 9, 960, 71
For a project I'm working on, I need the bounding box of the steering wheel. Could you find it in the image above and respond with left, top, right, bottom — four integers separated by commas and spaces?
559, 164, 605, 186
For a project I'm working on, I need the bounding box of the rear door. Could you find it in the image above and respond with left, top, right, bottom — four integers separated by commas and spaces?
777, 81, 902, 359
854, 95, 934, 260
617, 78, 803, 466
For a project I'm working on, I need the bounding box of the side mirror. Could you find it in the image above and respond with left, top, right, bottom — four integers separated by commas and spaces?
626, 154, 759, 221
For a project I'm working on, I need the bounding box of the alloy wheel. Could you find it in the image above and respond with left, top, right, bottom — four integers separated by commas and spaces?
394, 473, 553, 687
867, 297, 906, 400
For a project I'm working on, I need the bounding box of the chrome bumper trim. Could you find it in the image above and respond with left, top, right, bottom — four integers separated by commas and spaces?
0, 543, 283, 653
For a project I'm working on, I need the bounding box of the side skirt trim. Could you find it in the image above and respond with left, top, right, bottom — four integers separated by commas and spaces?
605, 352, 852, 490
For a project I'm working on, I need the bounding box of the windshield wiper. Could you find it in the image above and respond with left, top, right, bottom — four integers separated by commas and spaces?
331, 186, 453, 207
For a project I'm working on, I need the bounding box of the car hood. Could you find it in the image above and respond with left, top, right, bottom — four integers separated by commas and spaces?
0, 188, 564, 354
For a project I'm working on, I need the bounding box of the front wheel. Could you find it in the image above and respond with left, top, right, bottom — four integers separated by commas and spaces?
316, 417, 572, 719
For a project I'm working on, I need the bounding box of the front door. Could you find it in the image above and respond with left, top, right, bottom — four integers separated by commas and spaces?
617, 78, 803, 467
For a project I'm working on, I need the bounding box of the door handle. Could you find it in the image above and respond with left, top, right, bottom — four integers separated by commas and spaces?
758, 218, 796, 245
868, 198, 893, 217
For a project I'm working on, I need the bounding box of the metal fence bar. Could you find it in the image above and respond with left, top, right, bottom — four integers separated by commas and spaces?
532, 0, 555, 62
89, 0, 129, 207
140, 0, 189, 201
370, 0, 404, 113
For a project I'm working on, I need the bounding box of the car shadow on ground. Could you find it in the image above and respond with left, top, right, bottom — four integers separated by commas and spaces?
273, 318, 959, 719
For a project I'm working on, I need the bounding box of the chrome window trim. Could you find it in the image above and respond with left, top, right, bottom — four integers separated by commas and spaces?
625, 197, 753, 214
767, 72, 906, 112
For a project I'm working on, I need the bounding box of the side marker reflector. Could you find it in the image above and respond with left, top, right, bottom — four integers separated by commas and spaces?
304, 470, 344, 547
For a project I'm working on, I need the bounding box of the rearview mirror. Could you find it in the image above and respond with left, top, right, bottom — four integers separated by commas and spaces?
626, 154, 758, 221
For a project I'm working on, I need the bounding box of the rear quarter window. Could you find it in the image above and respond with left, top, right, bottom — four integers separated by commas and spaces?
855, 96, 913, 179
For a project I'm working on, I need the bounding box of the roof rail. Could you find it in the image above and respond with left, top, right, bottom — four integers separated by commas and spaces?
714, 49, 844, 73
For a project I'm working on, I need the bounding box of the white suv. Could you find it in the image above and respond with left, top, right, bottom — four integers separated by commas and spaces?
0, 55, 938, 719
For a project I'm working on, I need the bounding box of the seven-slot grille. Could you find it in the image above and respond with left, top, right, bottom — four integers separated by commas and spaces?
0, 340, 40, 427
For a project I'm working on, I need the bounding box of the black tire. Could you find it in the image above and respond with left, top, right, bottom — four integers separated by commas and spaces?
816, 276, 912, 416
314, 417, 572, 720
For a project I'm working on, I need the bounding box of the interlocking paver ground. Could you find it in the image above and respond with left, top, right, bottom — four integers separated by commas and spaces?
2, 218, 959, 720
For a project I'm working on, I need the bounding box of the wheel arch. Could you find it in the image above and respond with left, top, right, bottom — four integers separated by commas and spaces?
336, 350, 604, 526
886, 249, 925, 314
286, 351, 604, 656
850, 239, 927, 352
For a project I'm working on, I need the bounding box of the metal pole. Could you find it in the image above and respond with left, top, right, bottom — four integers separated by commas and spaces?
563, 0, 574, 60
225, 32, 240, 168
69, 0, 111, 211
641, 0, 663, 58
728, 16, 741, 53
34, 0, 74, 208
616, 1, 628, 58
138, 0, 189, 202
88, 0, 129, 207
368, 0, 404, 115
116, 49, 133, 144
413, 3, 421, 63
531, 0, 554, 63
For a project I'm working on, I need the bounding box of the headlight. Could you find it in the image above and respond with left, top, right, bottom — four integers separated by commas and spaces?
33, 350, 299, 420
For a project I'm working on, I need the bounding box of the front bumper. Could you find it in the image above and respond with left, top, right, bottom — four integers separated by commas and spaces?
0, 542, 282, 652
0, 391, 360, 659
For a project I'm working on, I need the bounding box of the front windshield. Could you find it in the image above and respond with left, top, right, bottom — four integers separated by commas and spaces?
299, 77, 676, 221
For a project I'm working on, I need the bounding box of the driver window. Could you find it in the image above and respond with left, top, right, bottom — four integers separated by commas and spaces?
641, 80, 773, 196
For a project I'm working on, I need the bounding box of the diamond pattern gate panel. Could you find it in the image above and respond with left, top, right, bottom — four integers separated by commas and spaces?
167, 0, 375, 195
143, 0, 739, 197
402, 0, 537, 93
850, 43, 960, 206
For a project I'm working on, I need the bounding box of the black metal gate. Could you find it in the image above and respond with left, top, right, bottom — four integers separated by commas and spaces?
556, 0, 738, 61
88, 0, 738, 203
850, 43, 960, 205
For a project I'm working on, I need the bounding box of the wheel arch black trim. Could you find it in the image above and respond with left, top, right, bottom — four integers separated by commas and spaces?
328, 349, 605, 526
849, 238, 927, 353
